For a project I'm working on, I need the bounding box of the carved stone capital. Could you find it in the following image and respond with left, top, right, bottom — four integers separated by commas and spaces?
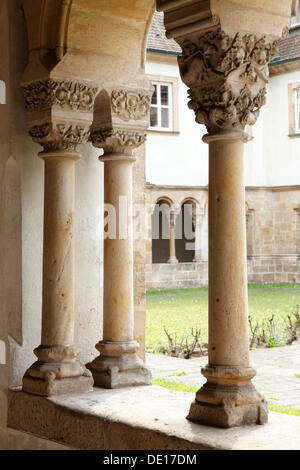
22, 79, 98, 113
22, 78, 99, 152
111, 89, 152, 121
90, 128, 147, 154
28, 121, 91, 152
157, 0, 294, 136
91, 86, 152, 154
178, 31, 277, 133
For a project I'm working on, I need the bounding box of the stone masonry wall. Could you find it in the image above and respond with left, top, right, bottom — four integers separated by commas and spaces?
148, 262, 208, 290
146, 185, 300, 289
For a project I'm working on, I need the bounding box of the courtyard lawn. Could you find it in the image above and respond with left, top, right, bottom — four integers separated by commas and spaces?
146, 284, 300, 354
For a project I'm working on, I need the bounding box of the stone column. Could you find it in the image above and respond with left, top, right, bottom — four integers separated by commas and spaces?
21, 78, 98, 396
187, 131, 268, 427
168, 211, 178, 264
87, 86, 152, 388
193, 210, 203, 263
157, 0, 293, 427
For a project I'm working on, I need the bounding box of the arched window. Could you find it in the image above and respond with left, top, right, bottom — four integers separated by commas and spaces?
152, 199, 171, 263
175, 201, 196, 263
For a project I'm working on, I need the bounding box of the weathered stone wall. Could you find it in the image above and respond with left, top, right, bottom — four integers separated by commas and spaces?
148, 262, 208, 290
247, 188, 300, 283
146, 185, 300, 289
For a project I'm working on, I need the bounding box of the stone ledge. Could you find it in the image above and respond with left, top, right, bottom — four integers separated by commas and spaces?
7, 386, 300, 450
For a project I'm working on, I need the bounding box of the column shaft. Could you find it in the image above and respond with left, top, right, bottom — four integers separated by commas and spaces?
168, 212, 178, 264
87, 153, 151, 388
41, 157, 76, 347
187, 133, 268, 428
22, 152, 93, 397
103, 157, 134, 342
208, 138, 249, 366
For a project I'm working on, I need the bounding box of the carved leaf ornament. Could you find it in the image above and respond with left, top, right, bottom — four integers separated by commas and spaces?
178, 31, 277, 132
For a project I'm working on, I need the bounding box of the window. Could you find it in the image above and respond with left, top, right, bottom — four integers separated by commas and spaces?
291, 3, 300, 26
296, 88, 300, 133
150, 82, 172, 131
288, 82, 300, 137
147, 75, 179, 133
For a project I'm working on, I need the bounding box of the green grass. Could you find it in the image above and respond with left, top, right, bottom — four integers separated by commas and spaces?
153, 377, 198, 394
146, 285, 300, 354
268, 403, 300, 417
147, 286, 208, 297
152, 377, 300, 417
147, 283, 300, 297
168, 371, 187, 377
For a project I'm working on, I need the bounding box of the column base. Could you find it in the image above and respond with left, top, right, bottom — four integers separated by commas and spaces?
187, 365, 268, 428
86, 341, 152, 389
23, 373, 93, 397
168, 257, 178, 264
22, 345, 93, 397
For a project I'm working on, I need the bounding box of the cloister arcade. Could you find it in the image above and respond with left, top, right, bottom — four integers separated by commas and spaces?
0, 0, 299, 450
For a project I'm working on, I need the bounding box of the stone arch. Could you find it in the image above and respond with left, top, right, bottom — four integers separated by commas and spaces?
21, 0, 155, 85
180, 196, 200, 211
153, 195, 175, 211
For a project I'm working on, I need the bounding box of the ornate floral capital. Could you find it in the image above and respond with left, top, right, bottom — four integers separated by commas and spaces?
111, 89, 152, 121
90, 86, 152, 154
22, 78, 99, 152
90, 128, 147, 154
177, 31, 278, 133
22, 79, 98, 113
29, 122, 90, 152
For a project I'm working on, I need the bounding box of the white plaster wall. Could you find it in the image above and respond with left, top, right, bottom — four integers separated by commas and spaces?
245, 69, 300, 187
145, 59, 209, 186
146, 58, 300, 188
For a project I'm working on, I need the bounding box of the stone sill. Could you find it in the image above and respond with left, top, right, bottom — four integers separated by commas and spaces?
288, 133, 300, 139
7, 386, 300, 450
147, 130, 180, 136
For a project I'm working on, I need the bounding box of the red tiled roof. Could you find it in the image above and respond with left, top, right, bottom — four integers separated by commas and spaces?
276, 34, 300, 61
147, 11, 181, 54
147, 11, 300, 63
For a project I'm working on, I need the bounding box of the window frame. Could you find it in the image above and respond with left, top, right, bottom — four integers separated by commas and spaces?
149, 81, 173, 132
288, 82, 300, 137
291, 3, 300, 27
296, 88, 300, 134
147, 74, 179, 135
